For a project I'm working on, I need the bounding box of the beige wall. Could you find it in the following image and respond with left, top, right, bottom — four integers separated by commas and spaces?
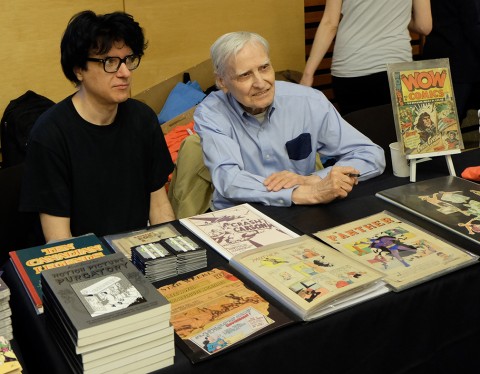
0, 1, 122, 115
0, 0, 305, 116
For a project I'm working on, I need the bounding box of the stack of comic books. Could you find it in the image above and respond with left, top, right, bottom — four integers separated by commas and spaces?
161, 236, 207, 275
131, 235, 207, 282
40, 253, 175, 374
131, 241, 178, 282
0, 336, 23, 374
0, 276, 12, 342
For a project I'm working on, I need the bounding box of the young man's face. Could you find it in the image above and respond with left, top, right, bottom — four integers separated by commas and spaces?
77, 42, 134, 106
218, 41, 275, 115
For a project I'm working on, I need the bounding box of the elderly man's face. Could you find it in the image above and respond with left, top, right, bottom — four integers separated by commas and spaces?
218, 41, 275, 115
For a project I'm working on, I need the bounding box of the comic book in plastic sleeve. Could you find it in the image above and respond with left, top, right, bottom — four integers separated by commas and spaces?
387, 58, 464, 158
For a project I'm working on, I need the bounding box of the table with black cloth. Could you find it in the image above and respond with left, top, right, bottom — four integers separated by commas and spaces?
3, 149, 480, 374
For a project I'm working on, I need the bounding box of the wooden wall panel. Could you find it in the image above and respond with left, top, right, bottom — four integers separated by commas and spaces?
0, 0, 305, 118
125, 0, 305, 98
0, 1, 122, 117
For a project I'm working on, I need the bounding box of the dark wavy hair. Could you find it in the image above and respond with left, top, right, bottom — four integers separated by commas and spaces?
60, 10, 147, 85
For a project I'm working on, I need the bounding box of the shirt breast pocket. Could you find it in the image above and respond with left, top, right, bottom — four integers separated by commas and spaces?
285, 133, 312, 160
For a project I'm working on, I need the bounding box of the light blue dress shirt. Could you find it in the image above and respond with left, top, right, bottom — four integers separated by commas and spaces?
194, 81, 386, 209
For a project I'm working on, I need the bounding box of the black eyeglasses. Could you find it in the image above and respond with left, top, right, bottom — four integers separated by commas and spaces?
86, 54, 141, 73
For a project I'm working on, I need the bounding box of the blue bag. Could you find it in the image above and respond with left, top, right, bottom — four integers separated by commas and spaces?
158, 81, 206, 124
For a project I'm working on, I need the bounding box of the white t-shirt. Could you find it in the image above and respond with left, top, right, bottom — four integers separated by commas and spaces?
331, 0, 413, 77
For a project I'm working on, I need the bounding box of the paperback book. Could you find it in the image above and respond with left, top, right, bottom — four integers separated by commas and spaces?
44, 304, 174, 374
314, 211, 478, 291
40, 252, 171, 345
375, 176, 480, 245
387, 58, 463, 158
180, 203, 299, 260
43, 291, 170, 355
158, 268, 296, 363
9, 233, 114, 314
228, 235, 389, 321
102, 224, 180, 260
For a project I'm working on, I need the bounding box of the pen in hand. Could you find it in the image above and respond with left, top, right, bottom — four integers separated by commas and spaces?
347, 173, 360, 177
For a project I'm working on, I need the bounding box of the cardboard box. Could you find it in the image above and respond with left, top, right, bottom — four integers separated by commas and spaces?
160, 106, 197, 135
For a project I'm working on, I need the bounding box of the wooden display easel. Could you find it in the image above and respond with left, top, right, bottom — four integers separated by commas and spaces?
407, 149, 460, 182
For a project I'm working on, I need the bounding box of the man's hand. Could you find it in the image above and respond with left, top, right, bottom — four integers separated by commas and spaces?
291, 166, 359, 205
264, 170, 321, 192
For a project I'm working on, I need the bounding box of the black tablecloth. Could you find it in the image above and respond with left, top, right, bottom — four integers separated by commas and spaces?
3, 149, 480, 374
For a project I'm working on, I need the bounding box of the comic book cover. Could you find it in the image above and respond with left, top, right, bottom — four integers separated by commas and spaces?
180, 203, 299, 260
387, 58, 464, 157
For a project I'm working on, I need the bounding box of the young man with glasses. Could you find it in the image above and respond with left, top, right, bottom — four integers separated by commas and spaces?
20, 10, 175, 243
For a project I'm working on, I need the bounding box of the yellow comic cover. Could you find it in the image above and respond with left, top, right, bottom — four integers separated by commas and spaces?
388, 58, 464, 157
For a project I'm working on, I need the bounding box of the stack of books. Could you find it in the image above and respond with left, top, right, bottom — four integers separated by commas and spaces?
0, 335, 23, 374
131, 241, 178, 282
132, 235, 207, 282
40, 253, 174, 374
162, 236, 207, 275
0, 276, 12, 342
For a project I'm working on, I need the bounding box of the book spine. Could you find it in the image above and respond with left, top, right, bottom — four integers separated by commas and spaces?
9, 252, 42, 310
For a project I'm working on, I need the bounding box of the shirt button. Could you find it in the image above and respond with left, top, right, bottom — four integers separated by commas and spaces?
265, 155, 270, 159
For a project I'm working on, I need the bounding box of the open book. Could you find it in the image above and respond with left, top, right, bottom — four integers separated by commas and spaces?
314, 211, 478, 291
228, 235, 388, 321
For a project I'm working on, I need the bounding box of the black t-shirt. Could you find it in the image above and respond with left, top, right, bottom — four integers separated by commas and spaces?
20, 96, 174, 237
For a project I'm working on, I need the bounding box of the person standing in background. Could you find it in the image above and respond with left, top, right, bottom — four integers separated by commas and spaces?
300, 0, 432, 115
421, 0, 480, 123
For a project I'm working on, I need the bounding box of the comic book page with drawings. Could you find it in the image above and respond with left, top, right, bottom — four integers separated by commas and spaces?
315, 211, 478, 291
